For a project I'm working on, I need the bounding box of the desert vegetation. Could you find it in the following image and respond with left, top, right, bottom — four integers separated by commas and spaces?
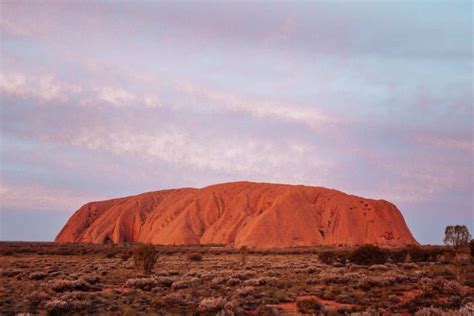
0, 241, 472, 315
133, 243, 157, 275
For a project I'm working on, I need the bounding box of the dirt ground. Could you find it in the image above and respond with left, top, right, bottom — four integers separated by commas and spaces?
0, 242, 472, 315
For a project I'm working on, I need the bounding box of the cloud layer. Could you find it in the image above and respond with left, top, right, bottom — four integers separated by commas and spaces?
1, 1, 472, 243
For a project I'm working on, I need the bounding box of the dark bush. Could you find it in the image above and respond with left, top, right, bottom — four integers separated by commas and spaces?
388, 248, 408, 263
319, 251, 337, 264
396, 246, 453, 263
121, 250, 133, 261
318, 250, 350, 265
405, 245, 448, 262
133, 244, 157, 274
403, 290, 464, 313
105, 250, 117, 258
2, 249, 14, 256
349, 245, 387, 265
187, 252, 203, 261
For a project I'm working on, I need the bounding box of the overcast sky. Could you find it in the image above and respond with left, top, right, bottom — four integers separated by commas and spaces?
1, 1, 472, 244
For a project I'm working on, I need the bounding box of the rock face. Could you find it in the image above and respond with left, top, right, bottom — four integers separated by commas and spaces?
55, 181, 417, 248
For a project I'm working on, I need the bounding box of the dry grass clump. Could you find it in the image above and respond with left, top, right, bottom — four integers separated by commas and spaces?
414, 303, 474, 316
459, 303, 474, 315
44, 292, 93, 315
227, 277, 241, 286
211, 276, 226, 285
198, 297, 226, 312
428, 265, 456, 279
306, 277, 319, 285
45, 299, 74, 316
125, 277, 158, 291
171, 276, 200, 289
183, 269, 201, 277
187, 252, 203, 261
403, 277, 468, 313
303, 266, 320, 274
319, 271, 357, 285
296, 298, 323, 314
243, 276, 278, 286
24, 291, 50, 313
402, 262, 421, 269
155, 276, 175, 287
81, 274, 100, 285
153, 292, 193, 312
232, 271, 256, 280
356, 275, 396, 289
235, 286, 255, 296
369, 264, 390, 271
49, 279, 91, 292
383, 272, 416, 284
420, 277, 467, 296
29, 272, 48, 280
2, 269, 22, 277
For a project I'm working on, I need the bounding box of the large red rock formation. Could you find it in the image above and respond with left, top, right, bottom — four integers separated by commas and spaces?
55, 181, 417, 247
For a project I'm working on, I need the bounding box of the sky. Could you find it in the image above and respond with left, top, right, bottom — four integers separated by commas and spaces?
0, 1, 472, 244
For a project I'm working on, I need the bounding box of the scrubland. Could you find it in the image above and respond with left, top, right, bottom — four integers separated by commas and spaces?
0, 242, 472, 315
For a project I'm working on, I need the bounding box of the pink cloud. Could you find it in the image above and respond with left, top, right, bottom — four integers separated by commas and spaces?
0, 182, 99, 212
415, 134, 473, 152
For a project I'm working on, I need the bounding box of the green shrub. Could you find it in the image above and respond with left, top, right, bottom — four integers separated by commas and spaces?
349, 245, 387, 265
319, 250, 350, 265
319, 251, 337, 264
388, 248, 408, 263
133, 244, 157, 274
406, 246, 433, 262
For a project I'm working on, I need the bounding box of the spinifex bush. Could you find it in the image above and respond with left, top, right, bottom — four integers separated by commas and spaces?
296, 298, 323, 314
133, 244, 157, 274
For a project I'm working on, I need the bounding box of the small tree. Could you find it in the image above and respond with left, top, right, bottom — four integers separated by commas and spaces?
444, 225, 471, 255
133, 243, 157, 275
443, 225, 471, 280
470, 239, 474, 261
